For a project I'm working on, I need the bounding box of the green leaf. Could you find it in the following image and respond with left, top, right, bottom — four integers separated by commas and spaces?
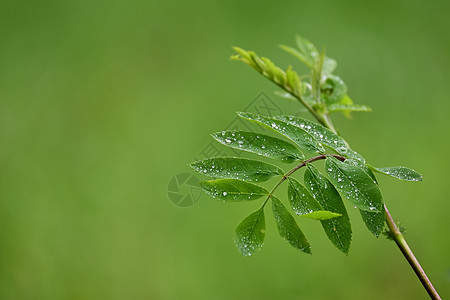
287, 177, 341, 220
288, 177, 322, 214
322, 57, 337, 74
261, 57, 286, 85
328, 103, 372, 113
260, 57, 277, 78
320, 75, 347, 104
271, 196, 311, 254
235, 208, 266, 256
368, 165, 423, 182
190, 157, 283, 182
232, 47, 304, 98
231, 48, 265, 74
295, 35, 318, 63
238, 112, 325, 154
343, 159, 384, 237
274, 115, 366, 164
275, 115, 349, 155
280, 36, 337, 74
211, 130, 304, 163
299, 82, 316, 105
199, 179, 269, 202
231, 47, 252, 63
344, 157, 373, 179
329, 94, 349, 117
344, 150, 366, 163
286, 66, 301, 94
248, 51, 265, 70
359, 210, 385, 237
279, 45, 314, 69
326, 156, 383, 212
304, 165, 352, 254
302, 210, 342, 220
327, 95, 371, 117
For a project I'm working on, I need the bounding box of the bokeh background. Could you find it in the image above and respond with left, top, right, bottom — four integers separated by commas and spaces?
1, 0, 449, 299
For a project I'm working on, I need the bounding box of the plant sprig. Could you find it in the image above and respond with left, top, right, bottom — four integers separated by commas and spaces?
188, 36, 440, 299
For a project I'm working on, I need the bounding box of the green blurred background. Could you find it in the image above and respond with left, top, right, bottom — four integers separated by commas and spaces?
1, 0, 449, 299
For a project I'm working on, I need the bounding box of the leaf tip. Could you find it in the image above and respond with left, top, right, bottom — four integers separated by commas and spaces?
304, 246, 312, 255
209, 132, 220, 139
236, 111, 250, 119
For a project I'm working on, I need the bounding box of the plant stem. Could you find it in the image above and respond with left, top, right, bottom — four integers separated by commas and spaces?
384, 205, 441, 300
316, 110, 441, 299
321, 113, 337, 134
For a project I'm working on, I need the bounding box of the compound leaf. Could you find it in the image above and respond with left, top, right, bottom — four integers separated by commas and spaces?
238, 112, 325, 154
199, 179, 269, 202
211, 130, 304, 163
326, 156, 383, 212
272, 196, 311, 254
368, 165, 423, 182
190, 157, 283, 182
304, 165, 352, 254
235, 208, 266, 256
